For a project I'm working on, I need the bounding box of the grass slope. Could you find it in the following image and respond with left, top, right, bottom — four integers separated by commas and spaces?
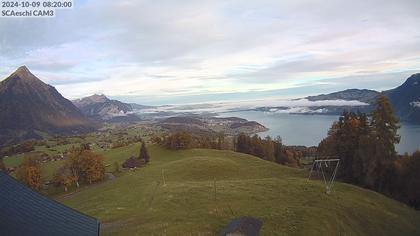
59, 146, 420, 235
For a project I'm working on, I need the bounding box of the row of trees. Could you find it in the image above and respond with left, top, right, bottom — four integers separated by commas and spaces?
3, 148, 103, 192
158, 130, 307, 168
235, 134, 303, 167
318, 95, 420, 209
157, 131, 228, 150
0, 140, 37, 157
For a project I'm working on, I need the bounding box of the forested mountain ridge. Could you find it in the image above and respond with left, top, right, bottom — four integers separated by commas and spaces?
304, 73, 420, 123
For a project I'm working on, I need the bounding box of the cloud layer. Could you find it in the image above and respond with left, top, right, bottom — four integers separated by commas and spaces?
1, 0, 420, 105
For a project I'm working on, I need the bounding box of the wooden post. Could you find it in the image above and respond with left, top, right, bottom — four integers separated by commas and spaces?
162, 169, 166, 186
214, 179, 218, 216
213, 179, 217, 201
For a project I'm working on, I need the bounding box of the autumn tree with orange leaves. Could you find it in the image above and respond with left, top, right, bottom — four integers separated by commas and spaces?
16, 156, 42, 191
66, 146, 105, 185
54, 145, 105, 191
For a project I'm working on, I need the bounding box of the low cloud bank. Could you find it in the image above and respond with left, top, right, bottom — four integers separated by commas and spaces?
137, 98, 368, 115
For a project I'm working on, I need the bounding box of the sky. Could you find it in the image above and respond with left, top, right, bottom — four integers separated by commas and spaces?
1, 0, 420, 105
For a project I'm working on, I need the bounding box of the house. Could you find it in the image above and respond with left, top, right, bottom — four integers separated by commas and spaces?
221, 217, 263, 236
122, 156, 145, 169
0, 171, 100, 236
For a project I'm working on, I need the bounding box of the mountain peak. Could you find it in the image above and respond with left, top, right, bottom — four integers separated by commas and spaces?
13, 65, 34, 78
5, 65, 44, 86
405, 73, 420, 85
0, 66, 48, 94
82, 94, 109, 103
16, 65, 30, 73
91, 94, 108, 99
0, 67, 95, 145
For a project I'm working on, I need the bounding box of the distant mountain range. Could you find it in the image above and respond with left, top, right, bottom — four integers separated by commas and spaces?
303, 73, 420, 123
72, 94, 152, 121
0, 66, 419, 146
386, 73, 420, 122
306, 89, 380, 104
0, 66, 95, 145
72, 94, 132, 120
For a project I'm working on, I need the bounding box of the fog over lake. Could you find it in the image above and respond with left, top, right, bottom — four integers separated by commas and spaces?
220, 111, 420, 154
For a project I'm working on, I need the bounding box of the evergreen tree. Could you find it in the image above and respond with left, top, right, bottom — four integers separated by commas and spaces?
251, 135, 264, 158
217, 132, 224, 150
352, 112, 373, 186
263, 136, 275, 161
273, 136, 285, 164
139, 141, 150, 163
318, 112, 371, 183
370, 95, 400, 190
371, 95, 400, 159
236, 133, 250, 154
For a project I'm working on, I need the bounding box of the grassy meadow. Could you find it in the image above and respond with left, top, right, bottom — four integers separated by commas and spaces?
54, 145, 420, 236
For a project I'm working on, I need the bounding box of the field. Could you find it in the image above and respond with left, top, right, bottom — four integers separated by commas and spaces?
57, 145, 420, 235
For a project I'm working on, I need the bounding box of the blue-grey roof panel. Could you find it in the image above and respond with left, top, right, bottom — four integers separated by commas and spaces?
0, 171, 99, 236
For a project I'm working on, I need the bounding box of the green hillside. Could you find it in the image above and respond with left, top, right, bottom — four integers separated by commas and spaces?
58, 145, 420, 235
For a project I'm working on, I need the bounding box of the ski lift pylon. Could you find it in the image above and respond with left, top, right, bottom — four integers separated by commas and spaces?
308, 158, 340, 195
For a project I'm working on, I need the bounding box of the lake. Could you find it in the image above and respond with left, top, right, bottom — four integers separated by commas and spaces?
220, 110, 420, 154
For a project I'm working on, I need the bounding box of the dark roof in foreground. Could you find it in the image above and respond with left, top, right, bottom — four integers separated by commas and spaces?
221, 216, 263, 236
0, 171, 99, 236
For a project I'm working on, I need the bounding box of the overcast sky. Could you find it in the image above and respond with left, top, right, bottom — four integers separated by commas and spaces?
1, 0, 420, 105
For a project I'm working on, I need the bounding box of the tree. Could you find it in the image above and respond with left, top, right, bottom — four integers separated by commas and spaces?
317, 112, 372, 183
236, 133, 251, 154
317, 99, 403, 192
67, 147, 83, 188
16, 156, 42, 191
400, 151, 420, 209
234, 133, 301, 165
370, 95, 400, 190
250, 135, 264, 158
53, 166, 74, 192
81, 151, 105, 184
139, 141, 150, 163
163, 131, 192, 150
217, 132, 225, 150
372, 95, 400, 159
263, 136, 275, 162
274, 136, 286, 164
67, 146, 105, 185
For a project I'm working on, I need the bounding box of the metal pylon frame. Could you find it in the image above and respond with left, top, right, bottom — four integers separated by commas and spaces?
308, 158, 340, 194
